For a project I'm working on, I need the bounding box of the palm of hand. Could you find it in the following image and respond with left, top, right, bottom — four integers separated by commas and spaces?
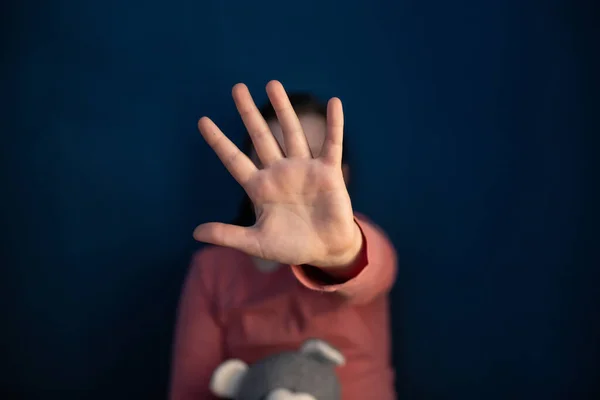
246, 159, 355, 266
194, 81, 360, 268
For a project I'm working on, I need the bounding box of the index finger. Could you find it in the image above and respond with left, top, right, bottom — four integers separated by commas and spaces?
198, 116, 257, 185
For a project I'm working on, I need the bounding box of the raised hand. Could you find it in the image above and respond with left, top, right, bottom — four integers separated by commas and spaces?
193, 81, 362, 268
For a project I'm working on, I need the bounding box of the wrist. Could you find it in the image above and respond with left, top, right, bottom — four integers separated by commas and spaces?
324, 221, 364, 272
299, 221, 367, 283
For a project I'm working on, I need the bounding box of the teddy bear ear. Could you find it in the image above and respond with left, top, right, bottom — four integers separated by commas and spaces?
210, 359, 249, 398
300, 339, 346, 366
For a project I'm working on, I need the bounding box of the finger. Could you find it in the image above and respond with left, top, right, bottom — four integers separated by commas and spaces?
266, 80, 311, 158
320, 97, 344, 165
193, 222, 261, 256
232, 83, 283, 166
198, 117, 257, 185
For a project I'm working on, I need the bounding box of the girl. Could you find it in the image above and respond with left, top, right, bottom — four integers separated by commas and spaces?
169, 81, 397, 399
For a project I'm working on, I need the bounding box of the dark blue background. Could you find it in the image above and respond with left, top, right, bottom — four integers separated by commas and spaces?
3, 0, 598, 398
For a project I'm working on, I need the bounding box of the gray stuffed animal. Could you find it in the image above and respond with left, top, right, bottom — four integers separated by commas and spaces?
210, 339, 345, 400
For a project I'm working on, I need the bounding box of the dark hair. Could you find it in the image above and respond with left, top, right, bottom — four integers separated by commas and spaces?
232, 93, 350, 227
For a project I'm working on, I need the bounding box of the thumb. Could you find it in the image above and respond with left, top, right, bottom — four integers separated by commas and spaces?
193, 222, 260, 255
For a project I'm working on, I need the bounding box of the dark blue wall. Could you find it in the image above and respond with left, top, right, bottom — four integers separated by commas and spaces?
3, 0, 598, 398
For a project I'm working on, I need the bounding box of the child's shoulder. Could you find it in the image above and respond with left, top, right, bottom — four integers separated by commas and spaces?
192, 244, 237, 263
354, 212, 391, 238
188, 245, 255, 288
191, 245, 248, 272
187, 246, 264, 307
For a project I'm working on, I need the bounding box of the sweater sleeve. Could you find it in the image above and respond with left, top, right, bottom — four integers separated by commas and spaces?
291, 214, 398, 305
169, 251, 223, 400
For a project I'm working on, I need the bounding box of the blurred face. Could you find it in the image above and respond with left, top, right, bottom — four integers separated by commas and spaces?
250, 112, 327, 165
250, 112, 349, 182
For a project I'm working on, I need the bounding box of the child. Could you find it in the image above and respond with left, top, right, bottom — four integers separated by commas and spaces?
169, 81, 397, 399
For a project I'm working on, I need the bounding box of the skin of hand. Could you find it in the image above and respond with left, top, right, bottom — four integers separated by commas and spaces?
193, 80, 363, 270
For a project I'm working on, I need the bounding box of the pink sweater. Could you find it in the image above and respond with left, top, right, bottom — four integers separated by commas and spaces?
169, 215, 398, 399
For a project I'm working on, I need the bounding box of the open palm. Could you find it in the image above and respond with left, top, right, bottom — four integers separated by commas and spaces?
193, 81, 361, 268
